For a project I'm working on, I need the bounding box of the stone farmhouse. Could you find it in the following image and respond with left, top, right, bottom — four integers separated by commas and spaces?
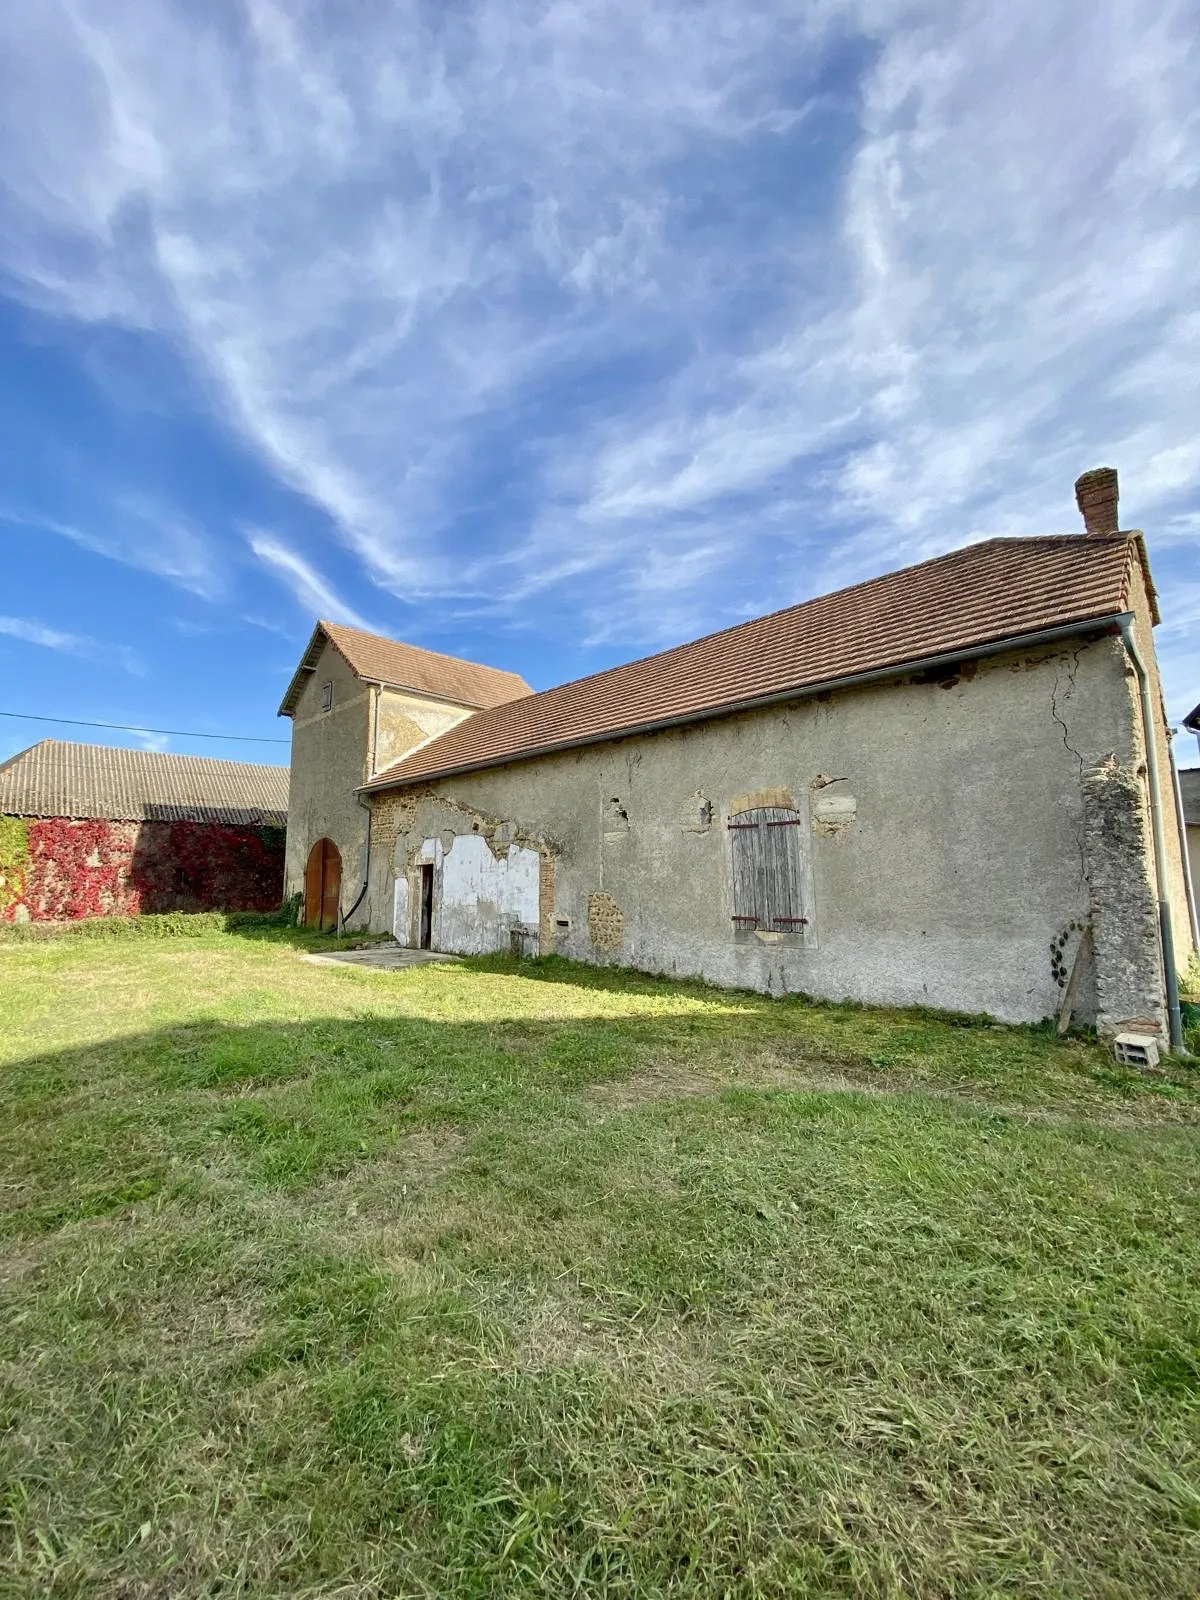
280, 469, 1196, 1046
0, 741, 288, 922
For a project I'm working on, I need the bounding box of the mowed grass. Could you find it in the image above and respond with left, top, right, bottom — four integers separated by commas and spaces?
2, 933, 1199, 1598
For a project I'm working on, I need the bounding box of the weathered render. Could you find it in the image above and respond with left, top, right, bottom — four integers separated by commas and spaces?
278, 622, 532, 922
368, 628, 1175, 1027
282, 636, 374, 913
284, 472, 1194, 1037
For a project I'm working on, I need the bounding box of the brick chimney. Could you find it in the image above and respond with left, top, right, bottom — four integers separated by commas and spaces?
1075, 467, 1119, 536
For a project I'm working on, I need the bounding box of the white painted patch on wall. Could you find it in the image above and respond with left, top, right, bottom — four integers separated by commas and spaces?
435, 835, 541, 955
392, 876, 410, 944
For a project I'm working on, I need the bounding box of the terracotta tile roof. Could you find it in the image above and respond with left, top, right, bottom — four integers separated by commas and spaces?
364, 534, 1143, 792
279, 621, 532, 716
0, 741, 289, 824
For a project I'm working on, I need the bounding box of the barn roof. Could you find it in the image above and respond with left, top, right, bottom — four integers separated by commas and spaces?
363, 533, 1148, 792
0, 741, 289, 825
278, 621, 532, 716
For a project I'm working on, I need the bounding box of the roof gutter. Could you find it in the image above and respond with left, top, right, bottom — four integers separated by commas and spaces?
1115, 614, 1186, 1053
359, 614, 1125, 794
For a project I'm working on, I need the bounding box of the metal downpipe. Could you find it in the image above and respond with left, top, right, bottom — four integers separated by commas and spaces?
339, 795, 373, 936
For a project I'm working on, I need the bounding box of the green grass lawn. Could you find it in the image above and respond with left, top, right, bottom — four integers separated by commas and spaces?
2, 930, 1199, 1598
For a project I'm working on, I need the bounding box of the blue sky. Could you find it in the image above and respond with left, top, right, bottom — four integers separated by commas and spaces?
1, 0, 1197, 770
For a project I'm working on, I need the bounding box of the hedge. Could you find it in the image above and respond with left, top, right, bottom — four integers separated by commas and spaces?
0, 896, 304, 944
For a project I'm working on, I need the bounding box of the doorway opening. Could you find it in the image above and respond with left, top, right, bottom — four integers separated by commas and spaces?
418, 863, 434, 949
304, 838, 342, 931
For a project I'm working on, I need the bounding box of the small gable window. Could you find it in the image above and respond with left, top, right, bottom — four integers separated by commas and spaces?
321, 681, 333, 713
728, 806, 813, 943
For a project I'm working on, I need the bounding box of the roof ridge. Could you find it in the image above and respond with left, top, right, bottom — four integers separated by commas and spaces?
280, 619, 532, 717
320, 620, 526, 681
436, 534, 1124, 715
26, 740, 287, 772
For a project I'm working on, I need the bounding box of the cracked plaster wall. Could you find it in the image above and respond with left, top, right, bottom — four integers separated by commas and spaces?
362, 631, 1169, 1022
373, 789, 553, 954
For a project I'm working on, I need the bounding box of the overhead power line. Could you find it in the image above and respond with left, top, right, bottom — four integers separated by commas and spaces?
0, 710, 290, 745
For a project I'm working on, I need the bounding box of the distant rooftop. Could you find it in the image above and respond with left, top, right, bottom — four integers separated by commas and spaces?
0, 741, 289, 825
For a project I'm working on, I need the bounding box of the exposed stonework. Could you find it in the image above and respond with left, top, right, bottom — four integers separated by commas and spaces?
729, 786, 795, 816
679, 790, 714, 834
375, 786, 558, 954
539, 852, 558, 953
1082, 760, 1166, 1037
813, 792, 857, 837
588, 891, 624, 952
371, 789, 424, 850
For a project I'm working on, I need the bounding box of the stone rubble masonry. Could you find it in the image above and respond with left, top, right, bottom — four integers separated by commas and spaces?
587, 890, 624, 953
538, 851, 558, 955
1082, 761, 1166, 1037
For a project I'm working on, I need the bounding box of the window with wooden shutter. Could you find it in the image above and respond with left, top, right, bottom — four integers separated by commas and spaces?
728, 806, 812, 943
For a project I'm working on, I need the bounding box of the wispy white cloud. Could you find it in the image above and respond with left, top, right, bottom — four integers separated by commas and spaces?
0, 0, 1196, 707
247, 531, 375, 631
0, 613, 143, 674
0, 502, 221, 599
0, 616, 88, 653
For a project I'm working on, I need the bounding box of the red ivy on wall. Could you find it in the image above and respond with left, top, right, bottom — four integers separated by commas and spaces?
4, 819, 285, 922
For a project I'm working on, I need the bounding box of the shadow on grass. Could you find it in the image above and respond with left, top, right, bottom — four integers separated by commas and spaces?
3, 998, 1200, 1598
4, 989, 1199, 1247
0, 1006, 733, 1238
0, 912, 384, 955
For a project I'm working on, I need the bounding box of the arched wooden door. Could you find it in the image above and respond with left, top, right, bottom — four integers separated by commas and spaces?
304, 838, 342, 930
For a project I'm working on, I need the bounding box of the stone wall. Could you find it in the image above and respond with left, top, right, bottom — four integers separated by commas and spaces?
283, 638, 486, 929
2, 816, 285, 922
283, 638, 372, 920
363, 628, 1190, 1025
1081, 761, 1166, 1035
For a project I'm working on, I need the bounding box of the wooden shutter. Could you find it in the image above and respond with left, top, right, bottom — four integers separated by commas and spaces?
730, 812, 767, 928
729, 807, 807, 931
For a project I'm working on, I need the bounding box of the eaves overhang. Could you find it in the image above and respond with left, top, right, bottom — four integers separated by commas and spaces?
359, 613, 1124, 796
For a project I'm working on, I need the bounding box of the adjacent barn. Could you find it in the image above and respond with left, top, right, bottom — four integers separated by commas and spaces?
0, 740, 289, 922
